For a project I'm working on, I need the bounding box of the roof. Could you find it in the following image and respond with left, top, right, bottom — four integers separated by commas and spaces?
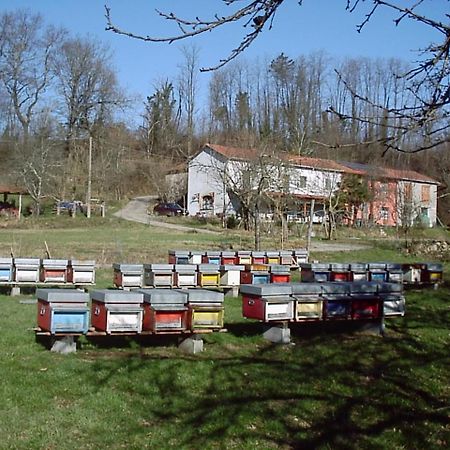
204, 143, 359, 173
202, 143, 439, 185
340, 161, 439, 184
204, 143, 259, 161
0, 185, 28, 195
287, 155, 361, 174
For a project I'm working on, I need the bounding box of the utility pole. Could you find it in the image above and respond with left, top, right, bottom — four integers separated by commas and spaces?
86, 136, 92, 218
306, 199, 315, 254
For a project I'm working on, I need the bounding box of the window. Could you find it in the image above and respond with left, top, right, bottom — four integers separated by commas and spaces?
296, 176, 307, 189
421, 185, 430, 202
201, 194, 214, 210
380, 207, 389, 221
378, 183, 389, 195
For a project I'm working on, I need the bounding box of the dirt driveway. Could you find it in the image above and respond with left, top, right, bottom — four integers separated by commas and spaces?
114, 197, 370, 251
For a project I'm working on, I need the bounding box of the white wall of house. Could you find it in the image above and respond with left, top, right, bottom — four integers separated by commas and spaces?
187, 147, 439, 226
288, 166, 342, 198
187, 150, 229, 216
397, 180, 438, 227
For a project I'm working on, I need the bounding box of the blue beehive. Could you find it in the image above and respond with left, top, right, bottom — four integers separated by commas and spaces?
368, 262, 388, 282
169, 250, 190, 265
321, 282, 351, 319
386, 263, 403, 283
37, 288, 90, 334
0, 257, 13, 282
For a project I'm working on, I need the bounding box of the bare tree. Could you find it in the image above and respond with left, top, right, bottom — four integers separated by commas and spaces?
105, 1, 450, 152
53, 36, 125, 142
0, 10, 64, 141
13, 112, 63, 215
177, 45, 200, 158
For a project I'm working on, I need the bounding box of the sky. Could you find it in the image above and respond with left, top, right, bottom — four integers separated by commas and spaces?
0, 0, 447, 122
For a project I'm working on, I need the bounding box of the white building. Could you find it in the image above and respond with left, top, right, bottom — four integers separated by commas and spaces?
187, 143, 439, 226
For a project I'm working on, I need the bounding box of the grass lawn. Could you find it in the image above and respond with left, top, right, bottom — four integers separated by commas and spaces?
0, 219, 448, 449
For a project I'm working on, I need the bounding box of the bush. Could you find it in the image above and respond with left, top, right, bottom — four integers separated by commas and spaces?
226, 215, 238, 229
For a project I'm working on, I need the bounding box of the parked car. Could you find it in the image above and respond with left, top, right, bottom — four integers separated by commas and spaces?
153, 202, 186, 216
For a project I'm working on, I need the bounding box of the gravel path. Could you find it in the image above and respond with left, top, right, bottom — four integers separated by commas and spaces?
113, 196, 220, 234
114, 196, 370, 250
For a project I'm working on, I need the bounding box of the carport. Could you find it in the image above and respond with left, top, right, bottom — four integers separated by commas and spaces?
0, 185, 29, 220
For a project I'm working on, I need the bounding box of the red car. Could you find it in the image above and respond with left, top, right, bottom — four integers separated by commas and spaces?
153, 202, 186, 216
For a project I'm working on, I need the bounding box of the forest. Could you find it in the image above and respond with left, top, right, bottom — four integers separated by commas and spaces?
1, 8, 449, 221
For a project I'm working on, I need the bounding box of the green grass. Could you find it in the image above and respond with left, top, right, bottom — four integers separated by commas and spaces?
0, 220, 449, 448
1, 284, 448, 449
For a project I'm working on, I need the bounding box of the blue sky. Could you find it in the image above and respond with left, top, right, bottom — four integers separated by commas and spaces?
0, 0, 447, 120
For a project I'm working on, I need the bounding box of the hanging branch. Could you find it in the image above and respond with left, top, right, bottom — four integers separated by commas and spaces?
105, 0, 450, 152
105, 1, 289, 71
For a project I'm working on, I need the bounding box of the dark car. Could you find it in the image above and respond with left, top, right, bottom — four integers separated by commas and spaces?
153, 202, 186, 216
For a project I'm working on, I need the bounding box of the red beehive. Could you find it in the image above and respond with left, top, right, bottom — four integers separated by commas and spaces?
251, 251, 266, 264
221, 251, 237, 265
269, 265, 291, 283
330, 263, 350, 282
241, 284, 294, 322
351, 296, 381, 320
40, 259, 69, 283
138, 289, 188, 332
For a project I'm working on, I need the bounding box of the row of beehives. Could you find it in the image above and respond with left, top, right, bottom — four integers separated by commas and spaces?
0, 257, 95, 284
299, 262, 443, 285
167, 248, 309, 266
240, 281, 405, 322
113, 262, 292, 289
36, 288, 224, 335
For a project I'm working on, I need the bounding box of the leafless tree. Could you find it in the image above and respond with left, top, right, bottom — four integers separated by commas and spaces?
0, 10, 64, 141
105, 0, 450, 153
53, 36, 126, 143
13, 112, 63, 215
177, 45, 200, 157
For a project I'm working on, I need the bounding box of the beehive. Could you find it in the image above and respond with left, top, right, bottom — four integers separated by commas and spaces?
14, 258, 40, 282
330, 263, 350, 282
241, 284, 294, 322
138, 288, 188, 332
144, 264, 174, 288
183, 289, 224, 329
349, 263, 368, 281
40, 259, 69, 283
91, 289, 144, 333
197, 264, 220, 287
37, 288, 90, 334
112, 263, 143, 289
168, 250, 189, 265
68, 260, 96, 284
269, 264, 291, 283
174, 264, 197, 287
291, 283, 323, 320
219, 264, 244, 286
237, 251, 252, 265
0, 257, 13, 282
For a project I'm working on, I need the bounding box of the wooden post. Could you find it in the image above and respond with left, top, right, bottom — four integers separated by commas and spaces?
86, 136, 92, 219
306, 199, 315, 254
18, 194, 22, 220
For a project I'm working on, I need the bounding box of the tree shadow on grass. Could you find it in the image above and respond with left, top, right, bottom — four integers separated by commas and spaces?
65, 287, 449, 448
